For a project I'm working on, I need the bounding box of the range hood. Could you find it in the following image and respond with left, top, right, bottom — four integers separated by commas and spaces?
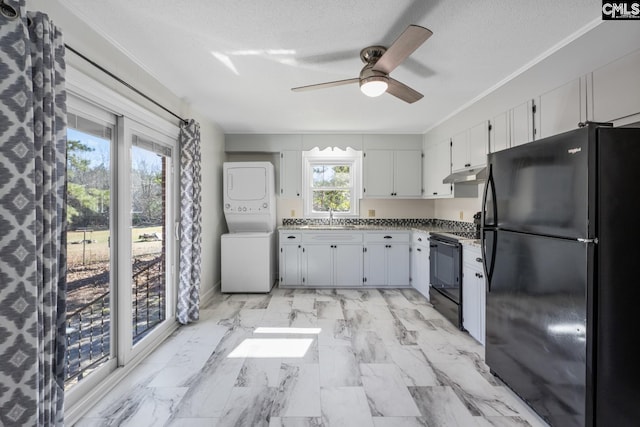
443, 166, 488, 184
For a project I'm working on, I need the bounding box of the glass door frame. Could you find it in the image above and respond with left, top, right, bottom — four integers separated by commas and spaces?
117, 116, 178, 366
64, 95, 119, 406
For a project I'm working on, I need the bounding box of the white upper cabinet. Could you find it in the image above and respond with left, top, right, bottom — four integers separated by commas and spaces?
451, 121, 489, 172
423, 138, 452, 198
590, 49, 640, 124
394, 150, 423, 197
537, 77, 586, 140
468, 121, 489, 167
363, 149, 422, 198
363, 150, 394, 197
280, 150, 302, 198
489, 100, 534, 153
489, 111, 509, 153
451, 130, 468, 172
511, 100, 535, 147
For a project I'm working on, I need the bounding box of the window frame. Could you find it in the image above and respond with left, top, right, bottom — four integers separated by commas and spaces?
302, 148, 362, 218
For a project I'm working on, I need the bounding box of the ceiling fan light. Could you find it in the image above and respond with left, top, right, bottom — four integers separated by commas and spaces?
360, 76, 388, 97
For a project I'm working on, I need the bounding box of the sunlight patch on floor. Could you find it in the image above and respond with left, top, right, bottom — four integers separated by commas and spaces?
228, 338, 314, 358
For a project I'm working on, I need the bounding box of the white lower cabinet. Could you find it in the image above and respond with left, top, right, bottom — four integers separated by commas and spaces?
363, 232, 410, 287
301, 232, 363, 287
304, 243, 363, 287
410, 231, 430, 299
279, 229, 413, 288
279, 233, 303, 286
462, 244, 485, 345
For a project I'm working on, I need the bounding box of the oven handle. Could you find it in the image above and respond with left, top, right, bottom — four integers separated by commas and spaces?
429, 239, 459, 248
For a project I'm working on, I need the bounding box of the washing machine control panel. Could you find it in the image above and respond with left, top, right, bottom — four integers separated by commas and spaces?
224, 202, 269, 213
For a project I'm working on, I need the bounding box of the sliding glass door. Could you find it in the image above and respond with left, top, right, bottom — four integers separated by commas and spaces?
118, 118, 177, 364
130, 135, 173, 345
64, 97, 178, 398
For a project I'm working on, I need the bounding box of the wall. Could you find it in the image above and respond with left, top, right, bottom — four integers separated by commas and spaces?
426, 21, 640, 221
30, 0, 226, 298
433, 191, 482, 223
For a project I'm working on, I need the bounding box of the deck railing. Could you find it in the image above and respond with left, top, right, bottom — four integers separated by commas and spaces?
64, 255, 165, 384
132, 255, 166, 343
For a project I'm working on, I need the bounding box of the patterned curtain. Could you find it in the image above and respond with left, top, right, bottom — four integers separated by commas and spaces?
0, 1, 67, 426
177, 119, 202, 324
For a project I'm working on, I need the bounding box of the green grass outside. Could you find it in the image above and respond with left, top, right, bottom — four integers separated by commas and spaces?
67, 225, 164, 266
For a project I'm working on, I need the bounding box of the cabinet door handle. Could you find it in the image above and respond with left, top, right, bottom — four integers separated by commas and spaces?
475, 257, 482, 263
465, 163, 471, 168
418, 237, 422, 242
417, 248, 422, 252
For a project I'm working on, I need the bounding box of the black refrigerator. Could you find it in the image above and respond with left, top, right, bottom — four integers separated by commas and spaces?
482, 125, 640, 427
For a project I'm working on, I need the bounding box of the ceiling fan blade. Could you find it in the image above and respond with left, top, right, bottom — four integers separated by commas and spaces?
291, 78, 360, 92
386, 78, 423, 104
373, 25, 432, 74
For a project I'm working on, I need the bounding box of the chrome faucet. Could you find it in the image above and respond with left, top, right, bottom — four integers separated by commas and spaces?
329, 208, 334, 225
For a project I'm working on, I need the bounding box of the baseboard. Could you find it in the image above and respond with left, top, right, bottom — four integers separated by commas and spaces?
199, 280, 220, 308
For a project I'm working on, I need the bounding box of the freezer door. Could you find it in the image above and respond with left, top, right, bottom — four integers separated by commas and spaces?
487, 127, 590, 239
485, 230, 587, 427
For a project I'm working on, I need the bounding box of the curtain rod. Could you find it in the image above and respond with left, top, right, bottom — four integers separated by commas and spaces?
64, 44, 189, 125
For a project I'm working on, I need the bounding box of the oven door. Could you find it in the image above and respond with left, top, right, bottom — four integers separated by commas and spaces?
429, 237, 461, 303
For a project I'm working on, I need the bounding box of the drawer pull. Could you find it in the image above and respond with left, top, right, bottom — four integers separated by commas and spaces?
287, 235, 296, 239
384, 235, 392, 239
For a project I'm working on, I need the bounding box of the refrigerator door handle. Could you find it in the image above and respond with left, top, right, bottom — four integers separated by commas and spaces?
481, 230, 496, 292
481, 164, 497, 228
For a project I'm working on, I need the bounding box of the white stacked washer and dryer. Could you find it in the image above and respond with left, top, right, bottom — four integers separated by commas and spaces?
221, 162, 277, 293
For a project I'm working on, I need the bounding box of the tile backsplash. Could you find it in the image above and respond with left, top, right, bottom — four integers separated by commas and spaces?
281, 217, 476, 231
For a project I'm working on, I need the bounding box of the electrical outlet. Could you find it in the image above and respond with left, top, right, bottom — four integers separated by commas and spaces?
368, 209, 376, 217
459, 211, 464, 220
290, 209, 296, 217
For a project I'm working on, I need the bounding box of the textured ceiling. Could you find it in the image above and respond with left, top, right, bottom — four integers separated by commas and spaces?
59, 0, 602, 133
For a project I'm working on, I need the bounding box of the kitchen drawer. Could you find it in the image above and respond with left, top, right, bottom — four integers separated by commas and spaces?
303, 232, 363, 243
463, 244, 483, 269
364, 231, 411, 243
279, 232, 302, 242
412, 231, 429, 245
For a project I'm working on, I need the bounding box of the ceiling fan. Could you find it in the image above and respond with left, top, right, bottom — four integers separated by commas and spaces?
291, 25, 433, 104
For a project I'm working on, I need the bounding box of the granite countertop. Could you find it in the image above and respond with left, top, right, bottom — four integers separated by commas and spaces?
278, 224, 448, 233
461, 239, 482, 248
278, 224, 483, 248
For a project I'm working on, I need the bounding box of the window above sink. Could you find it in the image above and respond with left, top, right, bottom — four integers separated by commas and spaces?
302, 148, 362, 219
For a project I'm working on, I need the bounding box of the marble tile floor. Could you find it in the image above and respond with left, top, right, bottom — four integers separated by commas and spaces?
74, 287, 550, 427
